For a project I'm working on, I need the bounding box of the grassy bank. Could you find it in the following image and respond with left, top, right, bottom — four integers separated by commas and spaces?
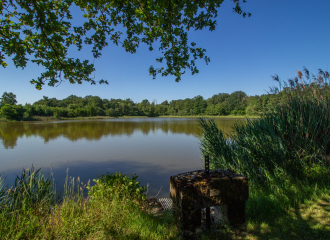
1, 167, 329, 239
0, 169, 180, 239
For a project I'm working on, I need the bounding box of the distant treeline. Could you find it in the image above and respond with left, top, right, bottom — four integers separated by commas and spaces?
0, 90, 300, 120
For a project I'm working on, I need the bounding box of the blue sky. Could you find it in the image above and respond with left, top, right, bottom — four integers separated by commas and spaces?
1, 0, 330, 105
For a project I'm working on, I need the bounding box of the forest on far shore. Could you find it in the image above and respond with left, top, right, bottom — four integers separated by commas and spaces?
0, 90, 294, 120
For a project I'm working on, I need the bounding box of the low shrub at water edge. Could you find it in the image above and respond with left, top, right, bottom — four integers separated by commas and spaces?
87, 171, 148, 202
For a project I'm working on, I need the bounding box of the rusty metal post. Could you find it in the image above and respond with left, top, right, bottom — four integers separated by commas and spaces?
205, 156, 211, 229
204, 156, 209, 175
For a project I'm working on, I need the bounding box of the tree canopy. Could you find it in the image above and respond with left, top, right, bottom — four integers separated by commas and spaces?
0, 91, 17, 106
0, 0, 250, 90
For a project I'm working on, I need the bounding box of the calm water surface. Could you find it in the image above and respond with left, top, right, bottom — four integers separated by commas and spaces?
0, 117, 245, 198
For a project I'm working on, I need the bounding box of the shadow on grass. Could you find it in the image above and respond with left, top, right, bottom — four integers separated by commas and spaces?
244, 194, 330, 240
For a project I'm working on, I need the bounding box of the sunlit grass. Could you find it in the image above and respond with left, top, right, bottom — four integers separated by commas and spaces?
243, 191, 330, 240
0, 169, 180, 239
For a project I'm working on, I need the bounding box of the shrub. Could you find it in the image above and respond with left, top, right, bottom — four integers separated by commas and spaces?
74, 108, 87, 117
67, 109, 77, 118
106, 108, 116, 117
23, 104, 34, 118
0, 104, 25, 120
53, 107, 68, 118
230, 109, 237, 115
87, 172, 147, 202
237, 110, 245, 115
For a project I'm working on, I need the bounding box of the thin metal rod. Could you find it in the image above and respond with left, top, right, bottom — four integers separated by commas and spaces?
205, 156, 211, 229
205, 155, 209, 175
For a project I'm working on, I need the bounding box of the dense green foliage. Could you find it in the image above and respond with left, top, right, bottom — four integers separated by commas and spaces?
0, 0, 250, 89
0, 89, 278, 120
9, 67, 326, 120
0, 91, 25, 120
87, 171, 147, 201
0, 104, 24, 120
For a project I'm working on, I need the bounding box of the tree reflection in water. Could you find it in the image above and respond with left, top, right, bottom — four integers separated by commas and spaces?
0, 118, 241, 149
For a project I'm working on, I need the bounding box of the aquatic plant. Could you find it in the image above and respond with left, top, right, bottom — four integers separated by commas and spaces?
0, 166, 58, 212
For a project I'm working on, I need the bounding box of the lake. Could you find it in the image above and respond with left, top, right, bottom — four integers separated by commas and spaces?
0, 117, 245, 198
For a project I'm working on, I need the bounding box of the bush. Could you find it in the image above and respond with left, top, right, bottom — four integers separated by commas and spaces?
67, 109, 77, 118
230, 109, 237, 115
106, 108, 116, 117
53, 107, 68, 118
87, 172, 147, 201
0, 104, 15, 119
74, 108, 87, 117
0, 104, 25, 120
237, 110, 245, 115
23, 104, 34, 118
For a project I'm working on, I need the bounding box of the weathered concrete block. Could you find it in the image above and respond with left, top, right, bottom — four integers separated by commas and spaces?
170, 169, 248, 232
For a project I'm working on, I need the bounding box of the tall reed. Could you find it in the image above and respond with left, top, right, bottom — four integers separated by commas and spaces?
0, 166, 58, 213
0, 175, 7, 209
199, 67, 330, 191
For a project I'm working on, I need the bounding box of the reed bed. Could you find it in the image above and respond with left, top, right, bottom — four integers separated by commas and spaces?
198, 67, 330, 225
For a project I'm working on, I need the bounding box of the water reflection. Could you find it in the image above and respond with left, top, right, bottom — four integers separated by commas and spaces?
2, 159, 179, 198
0, 117, 245, 198
0, 118, 239, 149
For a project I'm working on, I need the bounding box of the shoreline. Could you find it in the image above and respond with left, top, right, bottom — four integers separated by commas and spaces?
0, 115, 258, 122
159, 115, 258, 119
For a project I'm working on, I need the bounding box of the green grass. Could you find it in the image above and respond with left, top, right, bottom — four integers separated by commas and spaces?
244, 192, 330, 240
1, 167, 329, 239
0, 169, 180, 239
